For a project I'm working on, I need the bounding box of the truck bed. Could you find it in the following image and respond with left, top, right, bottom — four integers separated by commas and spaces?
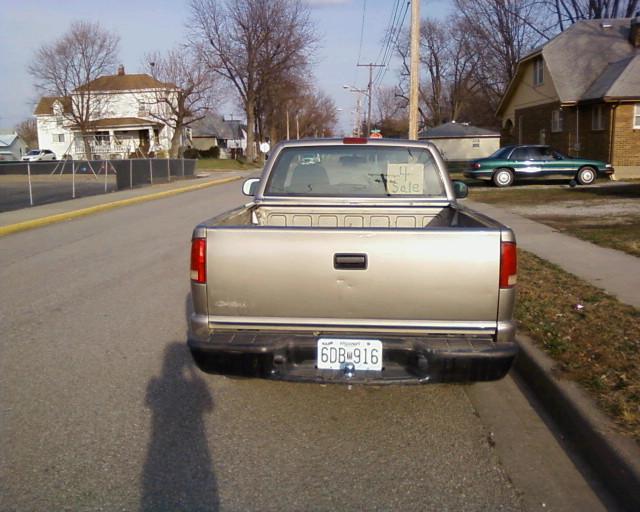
195, 203, 509, 335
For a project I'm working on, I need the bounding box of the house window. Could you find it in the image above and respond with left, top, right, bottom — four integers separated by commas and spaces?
138, 102, 150, 116
551, 109, 563, 132
592, 105, 605, 130
634, 104, 640, 129
52, 134, 65, 143
56, 116, 63, 127
533, 57, 544, 86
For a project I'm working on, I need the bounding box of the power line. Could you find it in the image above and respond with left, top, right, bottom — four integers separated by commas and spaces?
356, 0, 368, 67
372, 0, 402, 66
373, 0, 409, 86
373, 0, 410, 88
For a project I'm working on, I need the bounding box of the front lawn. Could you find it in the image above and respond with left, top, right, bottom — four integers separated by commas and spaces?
470, 183, 640, 257
517, 250, 640, 442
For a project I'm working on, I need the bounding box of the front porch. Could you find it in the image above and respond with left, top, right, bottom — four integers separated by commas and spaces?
70, 118, 164, 159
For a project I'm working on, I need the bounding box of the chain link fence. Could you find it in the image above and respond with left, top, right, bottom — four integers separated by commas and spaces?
0, 158, 197, 213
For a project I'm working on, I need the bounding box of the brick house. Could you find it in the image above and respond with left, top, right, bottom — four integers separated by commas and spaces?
497, 17, 640, 178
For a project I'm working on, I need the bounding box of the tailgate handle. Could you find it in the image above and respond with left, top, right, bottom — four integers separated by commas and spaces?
334, 253, 368, 270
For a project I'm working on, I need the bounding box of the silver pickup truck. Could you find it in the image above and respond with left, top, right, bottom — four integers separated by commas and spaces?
188, 138, 518, 383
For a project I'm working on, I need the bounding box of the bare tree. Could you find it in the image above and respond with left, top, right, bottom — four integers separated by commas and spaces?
373, 86, 408, 138
292, 89, 339, 139
14, 118, 38, 149
188, 0, 317, 160
543, 0, 639, 30
453, 0, 546, 112
28, 20, 120, 157
142, 47, 220, 157
256, 71, 305, 143
395, 16, 480, 129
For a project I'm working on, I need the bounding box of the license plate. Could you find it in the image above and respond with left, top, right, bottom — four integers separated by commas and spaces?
316, 338, 383, 371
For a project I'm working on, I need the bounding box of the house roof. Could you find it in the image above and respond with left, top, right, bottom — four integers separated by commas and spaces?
498, 18, 640, 114
191, 115, 246, 140
34, 96, 72, 115
70, 117, 162, 130
418, 122, 499, 139
582, 54, 640, 100
76, 73, 174, 92
0, 132, 18, 147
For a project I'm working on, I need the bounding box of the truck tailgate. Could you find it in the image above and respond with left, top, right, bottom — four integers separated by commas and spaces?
205, 228, 501, 332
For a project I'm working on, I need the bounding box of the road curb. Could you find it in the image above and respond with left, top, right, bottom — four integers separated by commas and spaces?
514, 333, 640, 511
0, 175, 242, 237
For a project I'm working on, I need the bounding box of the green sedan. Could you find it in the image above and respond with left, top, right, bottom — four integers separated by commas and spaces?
464, 145, 615, 187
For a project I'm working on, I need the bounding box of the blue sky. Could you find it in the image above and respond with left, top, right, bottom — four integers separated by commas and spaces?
0, 0, 451, 134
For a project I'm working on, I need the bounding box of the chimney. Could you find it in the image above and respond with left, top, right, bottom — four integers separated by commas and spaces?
117, 64, 125, 76
631, 15, 640, 48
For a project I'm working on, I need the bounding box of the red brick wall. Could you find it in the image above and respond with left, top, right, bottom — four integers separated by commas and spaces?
612, 104, 640, 166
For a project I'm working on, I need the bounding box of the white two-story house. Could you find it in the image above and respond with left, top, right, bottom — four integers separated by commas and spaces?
34, 65, 180, 159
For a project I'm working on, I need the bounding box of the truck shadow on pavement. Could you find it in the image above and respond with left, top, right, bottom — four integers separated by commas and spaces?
140, 341, 219, 511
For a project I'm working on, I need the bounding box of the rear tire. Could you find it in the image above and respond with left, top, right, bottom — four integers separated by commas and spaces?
576, 166, 596, 185
492, 168, 514, 187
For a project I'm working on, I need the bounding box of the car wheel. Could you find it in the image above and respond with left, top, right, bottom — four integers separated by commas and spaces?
492, 168, 514, 188
576, 166, 596, 185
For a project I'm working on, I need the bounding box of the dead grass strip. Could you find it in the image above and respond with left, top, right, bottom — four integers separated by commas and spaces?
517, 249, 640, 442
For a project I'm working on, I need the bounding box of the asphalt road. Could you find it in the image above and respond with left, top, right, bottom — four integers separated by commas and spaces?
0, 180, 612, 511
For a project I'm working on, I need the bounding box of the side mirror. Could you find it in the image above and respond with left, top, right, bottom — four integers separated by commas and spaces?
452, 180, 469, 199
242, 178, 260, 196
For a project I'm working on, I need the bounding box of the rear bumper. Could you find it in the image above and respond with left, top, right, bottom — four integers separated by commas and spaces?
188, 332, 518, 384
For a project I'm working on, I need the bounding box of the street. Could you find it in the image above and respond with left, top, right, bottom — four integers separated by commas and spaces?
0, 180, 611, 511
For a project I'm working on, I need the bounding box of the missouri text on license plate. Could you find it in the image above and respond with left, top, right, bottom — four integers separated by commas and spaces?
316, 339, 383, 371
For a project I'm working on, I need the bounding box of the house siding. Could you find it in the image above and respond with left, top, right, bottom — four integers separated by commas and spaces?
500, 58, 560, 129
425, 137, 500, 161
35, 87, 178, 159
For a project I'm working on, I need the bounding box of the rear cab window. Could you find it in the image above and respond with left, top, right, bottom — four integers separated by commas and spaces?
264, 145, 445, 198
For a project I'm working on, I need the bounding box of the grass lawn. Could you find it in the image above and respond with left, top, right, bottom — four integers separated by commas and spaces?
470, 182, 640, 257
535, 216, 640, 257
196, 158, 262, 171
517, 249, 640, 442
469, 181, 640, 204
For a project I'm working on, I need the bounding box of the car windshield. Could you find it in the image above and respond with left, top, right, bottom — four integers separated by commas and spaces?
265, 145, 445, 198
488, 146, 513, 159
26, 150, 40, 155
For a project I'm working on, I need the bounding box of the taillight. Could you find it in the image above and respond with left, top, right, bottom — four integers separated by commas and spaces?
343, 137, 368, 144
500, 242, 517, 289
190, 238, 206, 283
472, 162, 481, 169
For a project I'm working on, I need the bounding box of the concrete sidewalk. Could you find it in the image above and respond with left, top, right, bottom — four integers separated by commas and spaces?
0, 171, 251, 236
464, 199, 640, 309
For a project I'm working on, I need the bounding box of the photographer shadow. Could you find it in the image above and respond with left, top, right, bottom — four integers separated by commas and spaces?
140, 340, 219, 511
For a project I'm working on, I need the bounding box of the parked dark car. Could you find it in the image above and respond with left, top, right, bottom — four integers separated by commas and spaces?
465, 145, 614, 187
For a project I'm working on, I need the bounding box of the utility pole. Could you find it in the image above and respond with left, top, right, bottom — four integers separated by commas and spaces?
408, 0, 420, 140
357, 63, 385, 136
286, 108, 290, 140
343, 85, 367, 136
354, 95, 363, 136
